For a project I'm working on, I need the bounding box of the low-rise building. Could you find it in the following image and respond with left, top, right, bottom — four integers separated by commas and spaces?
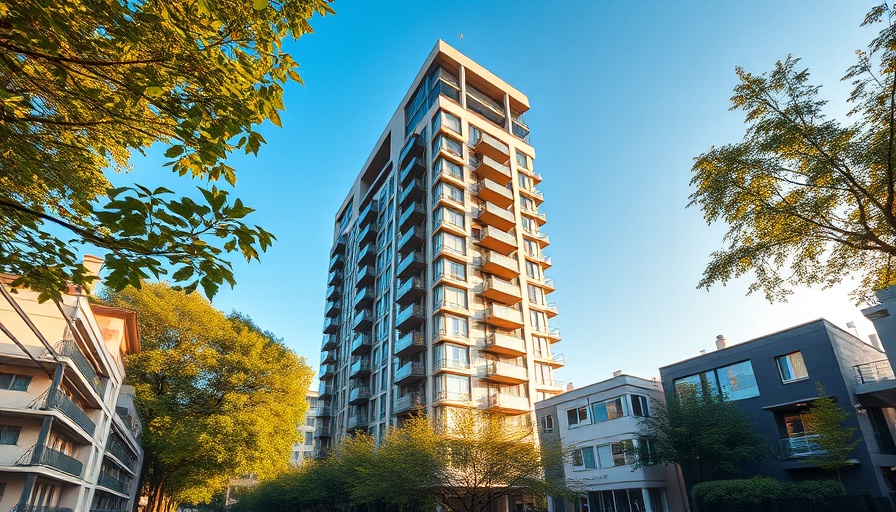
535, 374, 688, 512
0, 262, 143, 511
659, 321, 894, 500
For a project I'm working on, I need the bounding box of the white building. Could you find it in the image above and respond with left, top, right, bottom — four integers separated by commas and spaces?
535, 374, 688, 512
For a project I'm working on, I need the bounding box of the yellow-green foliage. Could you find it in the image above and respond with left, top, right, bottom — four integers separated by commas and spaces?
102, 282, 314, 512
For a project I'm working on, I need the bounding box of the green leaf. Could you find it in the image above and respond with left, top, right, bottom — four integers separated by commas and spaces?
253, 0, 268, 10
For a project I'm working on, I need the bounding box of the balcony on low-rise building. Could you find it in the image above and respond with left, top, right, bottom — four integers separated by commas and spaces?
483, 361, 528, 384
17, 444, 83, 478
779, 434, 827, 459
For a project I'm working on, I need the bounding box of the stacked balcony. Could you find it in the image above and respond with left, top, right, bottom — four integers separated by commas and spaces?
394, 330, 425, 358
482, 331, 526, 357
477, 304, 524, 329
394, 362, 425, 385
319, 364, 335, 379
472, 155, 511, 185
400, 156, 425, 185
397, 251, 426, 279
395, 304, 425, 333
322, 316, 340, 334
472, 179, 514, 209
359, 200, 378, 226
350, 357, 371, 378
314, 424, 332, 439
483, 361, 528, 384
399, 133, 425, 166
327, 269, 343, 286
312, 405, 332, 417
329, 253, 345, 271
396, 277, 425, 305
358, 242, 375, 265
347, 413, 369, 430
318, 382, 334, 399
476, 226, 516, 255
349, 385, 371, 405
393, 391, 424, 414
521, 203, 548, 225
356, 265, 375, 288
476, 203, 515, 232
529, 301, 559, 318
351, 333, 372, 356
520, 185, 545, 206
473, 132, 510, 165
479, 277, 522, 305
353, 309, 373, 332
321, 333, 338, 351
326, 284, 340, 301
398, 226, 425, 252
324, 300, 341, 318
434, 356, 472, 374
399, 179, 425, 207
400, 202, 426, 229
479, 251, 519, 279
354, 287, 375, 309
488, 393, 531, 414
358, 223, 378, 245
320, 350, 336, 365
331, 235, 346, 256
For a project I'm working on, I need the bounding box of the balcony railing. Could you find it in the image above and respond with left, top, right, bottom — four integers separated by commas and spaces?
485, 361, 528, 381
347, 414, 369, 429
779, 434, 826, 459
395, 362, 425, 383
854, 359, 895, 384
393, 392, 424, 413
394, 331, 425, 356
435, 358, 470, 371
49, 392, 96, 437
435, 390, 472, 403
105, 435, 138, 472
55, 341, 105, 397
18, 445, 83, 477
98, 471, 131, 494
12, 506, 74, 512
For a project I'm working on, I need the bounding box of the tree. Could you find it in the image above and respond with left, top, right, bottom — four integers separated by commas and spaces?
0, 0, 333, 301
805, 382, 860, 484
637, 383, 769, 484
689, 4, 896, 302
101, 282, 314, 512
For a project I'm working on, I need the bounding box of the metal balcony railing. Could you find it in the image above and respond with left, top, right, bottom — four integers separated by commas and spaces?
98, 471, 131, 494
17, 445, 83, 477
854, 359, 895, 384
105, 435, 138, 471
49, 392, 96, 437
779, 434, 826, 459
55, 341, 105, 397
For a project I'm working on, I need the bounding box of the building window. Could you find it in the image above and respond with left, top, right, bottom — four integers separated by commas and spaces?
0, 373, 31, 392
432, 110, 461, 135
434, 232, 466, 256
434, 285, 467, 310
516, 150, 530, 170
435, 343, 470, 370
592, 397, 626, 423
573, 447, 597, 469
540, 414, 554, 433
435, 182, 464, 204
0, 425, 21, 445
631, 395, 649, 417
597, 441, 632, 468
777, 352, 809, 383
434, 206, 465, 230
674, 360, 760, 401
304, 432, 313, 445
434, 258, 466, 281
436, 314, 468, 338
434, 157, 464, 182
637, 437, 658, 465
432, 134, 463, 160
566, 406, 589, 427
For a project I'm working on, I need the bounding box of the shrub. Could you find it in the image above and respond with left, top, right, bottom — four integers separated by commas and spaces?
693, 477, 845, 506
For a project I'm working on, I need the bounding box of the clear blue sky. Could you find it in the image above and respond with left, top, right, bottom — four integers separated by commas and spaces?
116, 1, 883, 387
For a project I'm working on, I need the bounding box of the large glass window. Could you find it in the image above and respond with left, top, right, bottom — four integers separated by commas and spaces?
435, 182, 464, 204
432, 110, 461, 135
434, 157, 464, 182
525, 260, 542, 280
592, 397, 626, 423
434, 258, 466, 281
432, 134, 463, 159
434, 206, 465, 230
434, 232, 466, 256
631, 395, 649, 417
436, 374, 471, 401
436, 343, 470, 369
516, 150, 530, 170
434, 285, 467, 310
675, 360, 760, 401
777, 352, 809, 383
436, 314, 468, 338
573, 447, 597, 469
597, 442, 631, 468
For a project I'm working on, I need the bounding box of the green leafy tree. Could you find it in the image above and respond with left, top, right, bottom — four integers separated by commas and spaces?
689, 4, 896, 302
0, 0, 332, 301
101, 282, 314, 512
805, 382, 860, 484
637, 383, 769, 484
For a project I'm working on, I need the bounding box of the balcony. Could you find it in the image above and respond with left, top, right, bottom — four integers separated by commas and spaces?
319, 364, 335, 379
779, 434, 826, 459
488, 393, 530, 413
398, 226, 425, 252
347, 414, 369, 430
529, 301, 559, 318
55, 341, 104, 398
479, 277, 522, 305
396, 277, 426, 305
472, 179, 514, 209
321, 333, 338, 351
397, 251, 426, 279
331, 236, 346, 255
536, 353, 565, 368
358, 223, 378, 245
479, 251, 519, 280
354, 287, 375, 309
473, 132, 510, 164
359, 200, 379, 225
520, 185, 545, 205
311, 405, 332, 417
353, 309, 373, 332
434, 390, 474, 405
105, 436, 138, 472
477, 304, 524, 329
484, 361, 528, 384
358, 243, 375, 265
395, 304, 425, 332
521, 204, 548, 225
322, 316, 339, 334
400, 156, 425, 185
475, 203, 515, 232
320, 350, 336, 365
349, 386, 371, 405
548, 327, 561, 342
434, 326, 472, 346
854, 359, 895, 384
536, 380, 565, 391
314, 424, 332, 438
324, 300, 341, 318
472, 154, 511, 185
394, 331, 425, 358
399, 179, 425, 207
326, 285, 340, 301
351, 333, 372, 355
350, 357, 371, 378
400, 133, 425, 166
393, 392, 424, 414
329, 253, 345, 270
43, 392, 96, 437
18, 445, 83, 477
318, 383, 334, 398
356, 265, 375, 288
400, 202, 426, 229
523, 229, 550, 248
483, 331, 526, 356
476, 226, 516, 255
98, 471, 131, 495
394, 362, 426, 385
434, 357, 471, 373
327, 269, 343, 286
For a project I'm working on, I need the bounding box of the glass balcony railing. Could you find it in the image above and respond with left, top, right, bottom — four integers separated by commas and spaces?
779, 434, 826, 459
393, 392, 425, 413
854, 359, 895, 384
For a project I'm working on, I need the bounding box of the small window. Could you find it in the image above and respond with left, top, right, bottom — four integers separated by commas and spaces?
0, 373, 31, 392
566, 406, 589, 427
573, 447, 597, 469
540, 415, 554, 433
631, 395, 649, 417
777, 352, 809, 383
516, 150, 529, 170
0, 425, 21, 445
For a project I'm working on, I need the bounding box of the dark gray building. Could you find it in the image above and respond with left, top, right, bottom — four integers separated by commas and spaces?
659, 320, 896, 500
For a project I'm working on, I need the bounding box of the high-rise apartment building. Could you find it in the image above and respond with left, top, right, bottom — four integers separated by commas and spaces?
316, 41, 562, 451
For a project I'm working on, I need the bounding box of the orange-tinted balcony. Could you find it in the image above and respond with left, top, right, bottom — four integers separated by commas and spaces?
483, 361, 528, 384
482, 331, 526, 357
479, 277, 521, 305
520, 186, 544, 206
476, 226, 516, 256
476, 203, 515, 232
433, 357, 472, 374
487, 393, 530, 413
472, 155, 512, 185
473, 132, 510, 163
479, 251, 520, 280
529, 301, 559, 318
472, 179, 513, 209
521, 204, 547, 225
477, 304, 524, 329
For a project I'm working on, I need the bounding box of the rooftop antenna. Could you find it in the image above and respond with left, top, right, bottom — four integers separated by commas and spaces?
846, 321, 860, 338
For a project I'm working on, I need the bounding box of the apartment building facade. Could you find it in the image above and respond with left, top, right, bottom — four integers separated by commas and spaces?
536, 374, 688, 512
0, 263, 143, 511
659, 321, 895, 500
292, 390, 319, 466
317, 40, 563, 451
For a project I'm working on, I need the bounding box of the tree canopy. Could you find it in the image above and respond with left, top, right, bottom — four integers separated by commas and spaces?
0, 0, 332, 301
689, 4, 896, 302
101, 282, 314, 512
637, 383, 769, 485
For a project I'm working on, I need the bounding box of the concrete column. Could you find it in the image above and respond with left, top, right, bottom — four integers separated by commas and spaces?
17, 473, 36, 510
504, 93, 512, 133
459, 66, 467, 110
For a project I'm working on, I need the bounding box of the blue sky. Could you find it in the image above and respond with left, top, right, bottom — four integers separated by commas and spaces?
117, 1, 882, 387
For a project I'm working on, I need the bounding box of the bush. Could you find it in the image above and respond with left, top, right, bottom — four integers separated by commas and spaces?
693, 477, 845, 506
